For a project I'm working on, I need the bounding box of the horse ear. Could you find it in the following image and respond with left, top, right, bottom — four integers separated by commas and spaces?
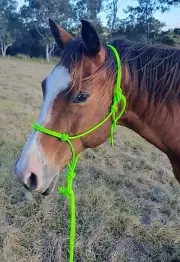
49, 18, 73, 49
81, 19, 102, 57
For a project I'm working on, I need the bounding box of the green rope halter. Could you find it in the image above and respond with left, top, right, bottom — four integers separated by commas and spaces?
32, 44, 126, 262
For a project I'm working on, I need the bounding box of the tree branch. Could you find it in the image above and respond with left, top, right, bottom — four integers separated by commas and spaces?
49, 44, 55, 56
6, 42, 14, 48
35, 25, 45, 39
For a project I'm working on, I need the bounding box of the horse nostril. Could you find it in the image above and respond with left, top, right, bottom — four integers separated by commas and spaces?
27, 173, 38, 190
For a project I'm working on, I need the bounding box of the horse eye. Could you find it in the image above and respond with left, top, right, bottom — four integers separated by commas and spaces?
74, 93, 88, 103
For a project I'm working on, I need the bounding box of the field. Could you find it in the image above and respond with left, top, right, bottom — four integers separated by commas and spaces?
0, 58, 180, 262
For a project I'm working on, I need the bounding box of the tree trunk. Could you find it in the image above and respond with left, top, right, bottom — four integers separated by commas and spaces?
46, 44, 50, 63
46, 43, 55, 62
1, 42, 12, 57
0, 38, 4, 56
1, 45, 3, 57
145, 1, 149, 44
109, 0, 118, 42
2, 45, 8, 57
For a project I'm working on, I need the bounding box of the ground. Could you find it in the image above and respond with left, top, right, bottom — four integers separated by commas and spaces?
0, 57, 180, 262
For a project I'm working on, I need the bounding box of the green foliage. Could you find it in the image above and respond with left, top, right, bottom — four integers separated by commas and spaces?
0, 0, 22, 56
72, 0, 104, 23
104, 0, 119, 34
156, 28, 180, 46
0, 0, 179, 58
122, 0, 166, 43
174, 28, 180, 36
109, 0, 179, 45
19, 0, 74, 61
158, 0, 180, 9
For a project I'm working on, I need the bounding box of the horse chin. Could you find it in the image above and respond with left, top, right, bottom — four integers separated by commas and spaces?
42, 175, 58, 196
41, 161, 70, 196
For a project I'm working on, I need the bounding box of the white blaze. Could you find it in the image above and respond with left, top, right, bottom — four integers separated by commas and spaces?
14, 65, 71, 186
37, 65, 71, 125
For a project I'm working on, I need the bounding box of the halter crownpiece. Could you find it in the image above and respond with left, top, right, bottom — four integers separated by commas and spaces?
32, 44, 126, 262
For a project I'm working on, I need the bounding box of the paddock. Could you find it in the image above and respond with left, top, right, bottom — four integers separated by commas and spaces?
0, 58, 180, 261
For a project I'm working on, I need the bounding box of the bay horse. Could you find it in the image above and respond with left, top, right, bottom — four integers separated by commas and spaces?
13, 19, 180, 195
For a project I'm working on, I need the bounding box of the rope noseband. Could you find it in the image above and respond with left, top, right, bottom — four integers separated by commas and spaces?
32, 44, 126, 262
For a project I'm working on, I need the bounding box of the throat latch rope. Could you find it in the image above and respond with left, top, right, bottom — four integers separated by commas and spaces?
107, 44, 126, 146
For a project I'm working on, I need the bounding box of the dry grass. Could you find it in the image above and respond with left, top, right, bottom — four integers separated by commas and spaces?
0, 57, 180, 262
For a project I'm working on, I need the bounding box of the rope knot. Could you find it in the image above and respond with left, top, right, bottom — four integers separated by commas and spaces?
60, 133, 69, 141
110, 104, 117, 113
67, 170, 76, 180
59, 186, 71, 198
114, 89, 122, 102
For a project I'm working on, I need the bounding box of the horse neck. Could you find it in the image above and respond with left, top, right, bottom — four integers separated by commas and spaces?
113, 42, 180, 183
110, 43, 178, 155
119, 73, 171, 154
119, 88, 180, 183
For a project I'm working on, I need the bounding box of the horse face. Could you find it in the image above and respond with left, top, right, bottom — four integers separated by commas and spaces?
13, 20, 114, 195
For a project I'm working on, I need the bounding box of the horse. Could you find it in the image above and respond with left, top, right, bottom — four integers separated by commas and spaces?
13, 19, 180, 195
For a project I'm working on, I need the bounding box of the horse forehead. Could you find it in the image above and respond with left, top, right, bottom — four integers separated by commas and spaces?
37, 65, 71, 125
46, 65, 71, 95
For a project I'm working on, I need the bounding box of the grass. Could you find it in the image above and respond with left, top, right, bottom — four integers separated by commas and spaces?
0, 54, 58, 64
0, 57, 180, 262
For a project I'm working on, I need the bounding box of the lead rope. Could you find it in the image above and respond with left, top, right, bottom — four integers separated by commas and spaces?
58, 139, 80, 262
32, 44, 126, 262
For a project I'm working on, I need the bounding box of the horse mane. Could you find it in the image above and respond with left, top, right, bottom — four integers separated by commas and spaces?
60, 37, 180, 110
111, 39, 180, 110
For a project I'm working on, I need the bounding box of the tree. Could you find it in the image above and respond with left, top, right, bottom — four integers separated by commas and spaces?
0, 0, 179, 59
104, 0, 119, 34
158, 0, 180, 9
20, 0, 72, 62
0, 0, 20, 57
72, 0, 104, 22
111, 16, 165, 44
174, 28, 180, 36
124, 0, 165, 43
156, 28, 180, 46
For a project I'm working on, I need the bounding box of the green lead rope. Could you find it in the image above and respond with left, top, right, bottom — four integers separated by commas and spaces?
32, 44, 126, 262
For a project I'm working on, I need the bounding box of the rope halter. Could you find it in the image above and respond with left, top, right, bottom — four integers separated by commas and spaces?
32, 44, 126, 262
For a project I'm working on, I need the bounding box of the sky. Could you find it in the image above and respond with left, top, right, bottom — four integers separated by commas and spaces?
17, 0, 179, 30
